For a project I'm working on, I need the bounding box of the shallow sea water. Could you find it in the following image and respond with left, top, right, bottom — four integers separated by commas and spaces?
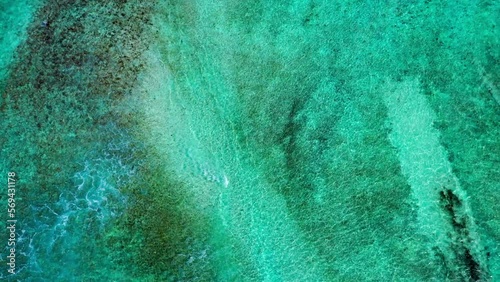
0, 0, 498, 281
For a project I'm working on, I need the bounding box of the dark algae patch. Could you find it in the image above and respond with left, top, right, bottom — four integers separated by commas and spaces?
439, 188, 486, 281
0, 0, 163, 280
105, 158, 216, 281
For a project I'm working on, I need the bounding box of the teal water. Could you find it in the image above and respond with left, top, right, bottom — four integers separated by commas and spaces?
1, 0, 498, 281
0, 0, 41, 100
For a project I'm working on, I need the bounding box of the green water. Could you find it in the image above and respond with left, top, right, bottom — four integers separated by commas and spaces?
0, 0, 498, 281
0, 0, 41, 99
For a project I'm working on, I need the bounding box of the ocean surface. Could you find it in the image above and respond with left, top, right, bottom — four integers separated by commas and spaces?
0, 0, 498, 281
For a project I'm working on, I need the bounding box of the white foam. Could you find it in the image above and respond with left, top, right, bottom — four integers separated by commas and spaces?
14, 139, 135, 277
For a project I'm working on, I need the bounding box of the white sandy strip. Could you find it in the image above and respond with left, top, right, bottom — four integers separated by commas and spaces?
382, 77, 484, 264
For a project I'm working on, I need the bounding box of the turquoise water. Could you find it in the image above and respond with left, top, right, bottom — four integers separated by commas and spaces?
0, 0, 41, 100
1, 0, 498, 281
